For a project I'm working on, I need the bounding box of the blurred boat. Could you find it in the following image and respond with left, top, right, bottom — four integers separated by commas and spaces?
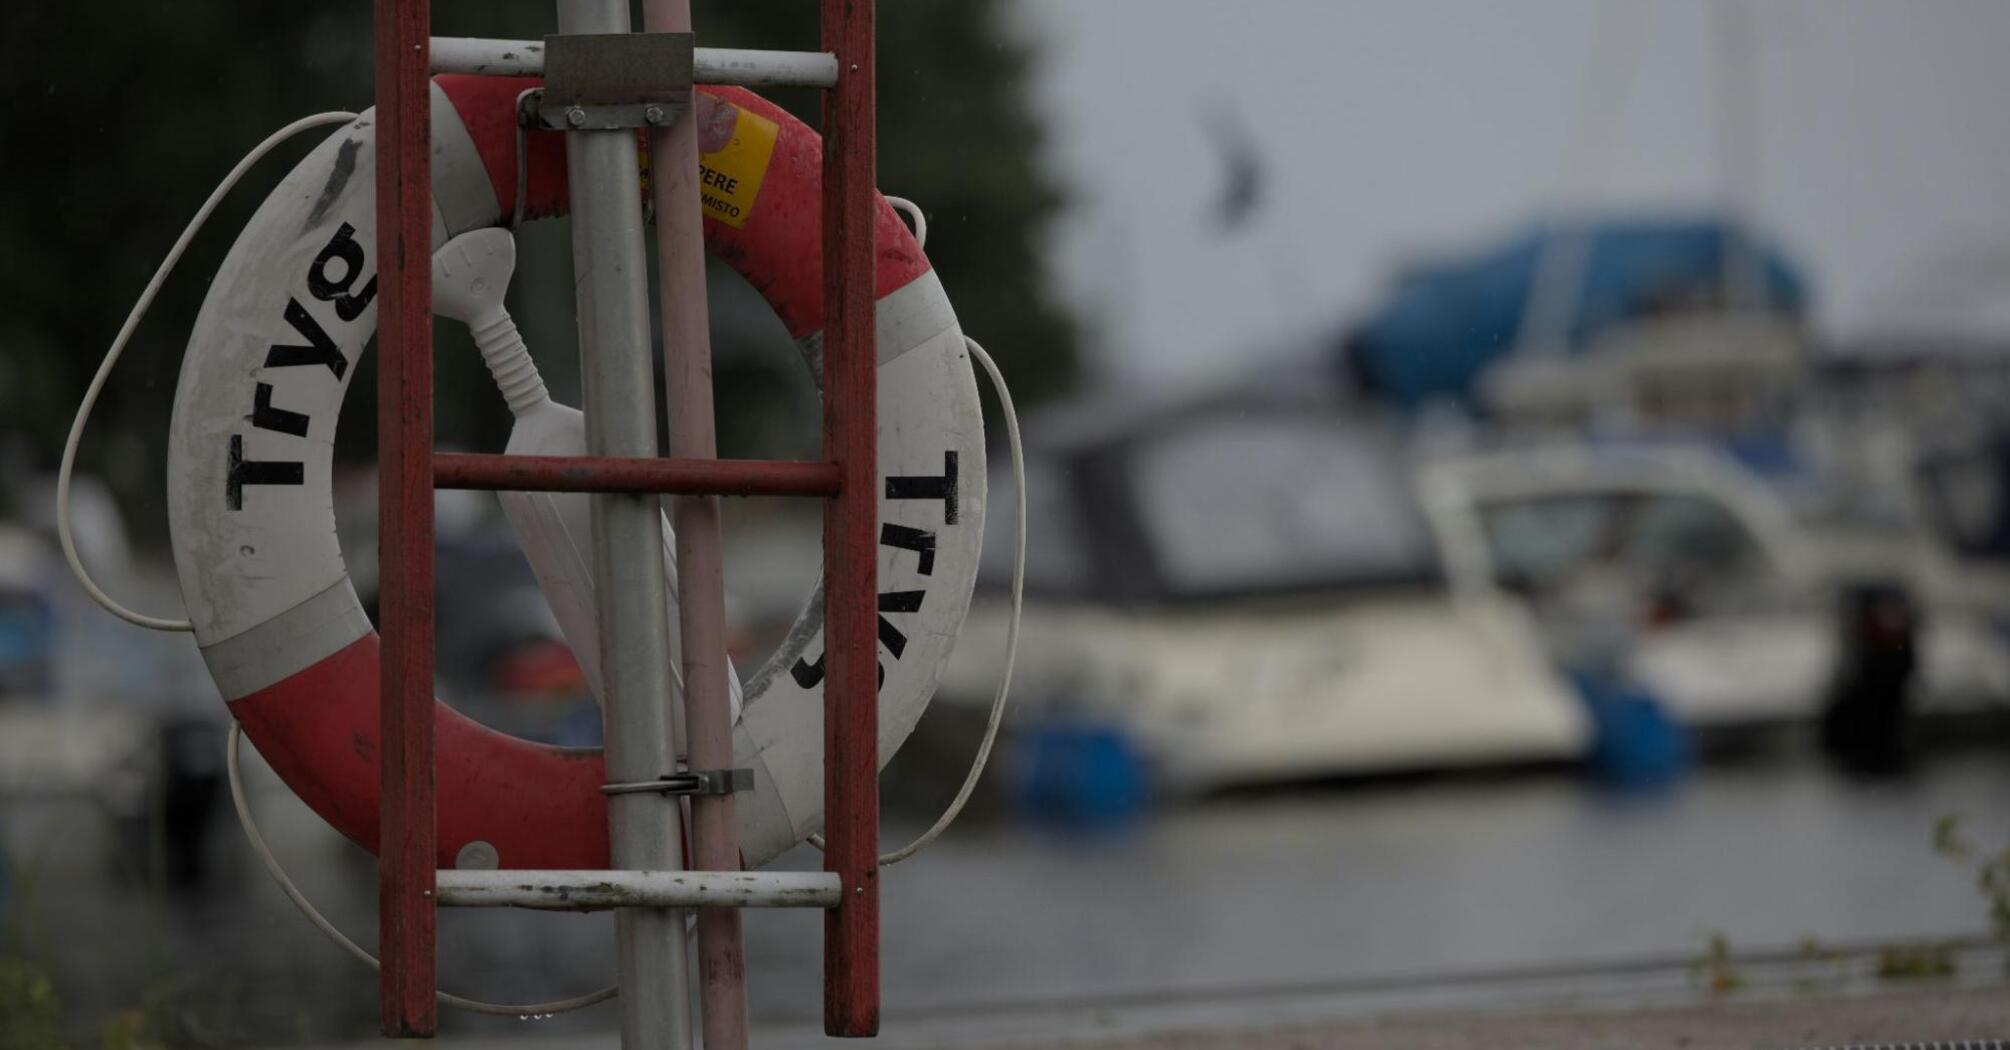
1419, 443, 2010, 731
1347, 210, 2010, 732
934, 372, 2010, 792
936, 383, 1588, 791
0, 500, 221, 883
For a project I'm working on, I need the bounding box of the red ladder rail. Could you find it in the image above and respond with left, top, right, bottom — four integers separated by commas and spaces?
374, 0, 882, 1038
374, 0, 436, 1036
434, 452, 841, 498
820, 0, 881, 1035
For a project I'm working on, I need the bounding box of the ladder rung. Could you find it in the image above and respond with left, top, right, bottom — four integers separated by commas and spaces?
429, 36, 841, 89
433, 452, 840, 498
436, 869, 843, 910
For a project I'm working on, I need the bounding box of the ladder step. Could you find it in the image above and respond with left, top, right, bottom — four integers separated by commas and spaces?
436, 869, 844, 910
430, 36, 841, 89
434, 452, 840, 497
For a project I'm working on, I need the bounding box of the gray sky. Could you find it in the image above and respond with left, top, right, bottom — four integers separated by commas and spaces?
1015, 0, 2010, 387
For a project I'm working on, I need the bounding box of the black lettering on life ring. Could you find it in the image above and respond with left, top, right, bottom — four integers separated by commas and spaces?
786, 653, 889, 692
788, 502, 949, 688
789, 651, 823, 688
250, 382, 310, 438
789, 448, 963, 686
789, 589, 929, 689
225, 434, 303, 510
306, 222, 378, 322
263, 299, 349, 379
229, 221, 375, 511
880, 524, 936, 576
875, 590, 925, 659
886, 451, 958, 524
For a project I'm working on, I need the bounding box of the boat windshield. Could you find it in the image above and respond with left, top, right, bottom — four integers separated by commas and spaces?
1129, 414, 1437, 595
1479, 490, 1777, 620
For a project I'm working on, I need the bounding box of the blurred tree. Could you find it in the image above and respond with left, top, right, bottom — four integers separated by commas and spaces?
0, 4, 385, 522
0, 0, 1077, 527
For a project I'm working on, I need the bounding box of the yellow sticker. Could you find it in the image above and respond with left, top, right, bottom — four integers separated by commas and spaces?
697, 106, 779, 229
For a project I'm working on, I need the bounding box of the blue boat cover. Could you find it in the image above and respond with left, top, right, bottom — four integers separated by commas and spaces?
1344, 217, 1809, 410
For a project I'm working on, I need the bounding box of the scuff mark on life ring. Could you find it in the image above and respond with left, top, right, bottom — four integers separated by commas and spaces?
304, 137, 363, 232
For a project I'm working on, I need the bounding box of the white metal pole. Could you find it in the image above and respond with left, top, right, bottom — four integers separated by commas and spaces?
437, 870, 843, 910
556, 1, 694, 1047
429, 36, 839, 87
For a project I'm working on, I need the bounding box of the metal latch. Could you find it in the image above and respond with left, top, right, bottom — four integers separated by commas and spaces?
601, 768, 753, 797
534, 31, 694, 130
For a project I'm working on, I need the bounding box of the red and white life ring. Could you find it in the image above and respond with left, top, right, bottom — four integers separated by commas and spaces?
165, 76, 985, 871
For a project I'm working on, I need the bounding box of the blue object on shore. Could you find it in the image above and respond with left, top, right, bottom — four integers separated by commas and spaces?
1011, 720, 1150, 831
1568, 668, 1692, 791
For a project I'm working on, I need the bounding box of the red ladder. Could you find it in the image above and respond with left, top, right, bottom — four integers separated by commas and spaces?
372, 0, 881, 1038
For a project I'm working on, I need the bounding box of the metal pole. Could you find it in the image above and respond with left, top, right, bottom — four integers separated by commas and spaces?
821, 0, 881, 1036
428, 36, 840, 87
556, 2, 694, 1047
641, 0, 749, 1047
436, 870, 843, 910
1712, 0, 1769, 313
374, 0, 436, 1036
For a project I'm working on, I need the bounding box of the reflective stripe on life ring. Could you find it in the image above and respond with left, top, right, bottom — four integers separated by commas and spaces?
165, 77, 985, 870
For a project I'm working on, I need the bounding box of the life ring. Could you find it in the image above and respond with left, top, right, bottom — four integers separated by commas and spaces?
165, 76, 985, 871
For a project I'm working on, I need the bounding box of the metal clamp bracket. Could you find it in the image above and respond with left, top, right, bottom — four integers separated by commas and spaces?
601, 768, 752, 797
534, 31, 694, 130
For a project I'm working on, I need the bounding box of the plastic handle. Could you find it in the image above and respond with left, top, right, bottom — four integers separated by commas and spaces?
433, 229, 548, 415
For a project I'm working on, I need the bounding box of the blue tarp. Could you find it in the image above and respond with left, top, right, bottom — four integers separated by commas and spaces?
1343, 217, 1810, 410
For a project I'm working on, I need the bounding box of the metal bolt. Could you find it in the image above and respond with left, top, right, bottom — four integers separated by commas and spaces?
565, 107, 587, 128
643, 105, 666, 125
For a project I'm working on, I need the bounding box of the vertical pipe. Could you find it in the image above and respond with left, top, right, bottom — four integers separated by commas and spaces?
641, 1, 750, 1047
1511, 1, 1650, 359
557, 2, 694, 1047
821, 0, 880, 1036
1713, 0, 1768, 313
374, 0, 436, 1037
